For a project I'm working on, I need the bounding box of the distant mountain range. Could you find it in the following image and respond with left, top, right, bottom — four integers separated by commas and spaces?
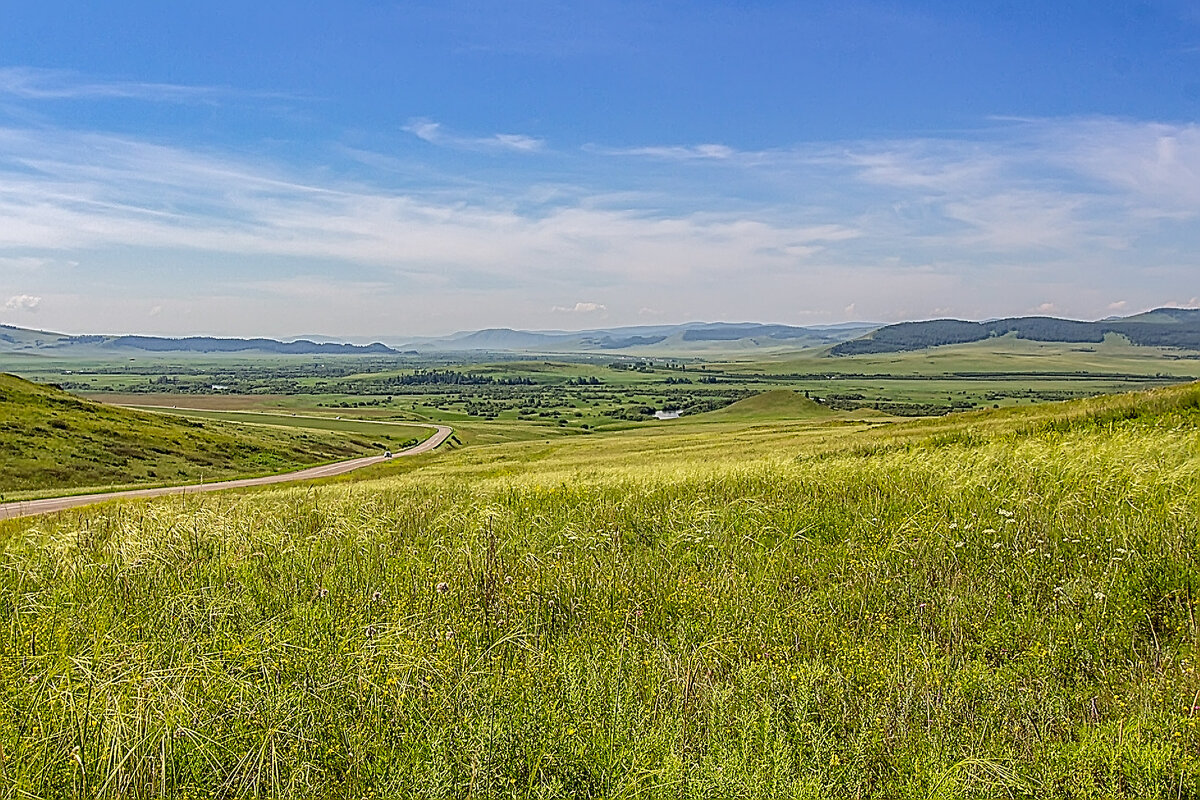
4, 308, 1197, 358
0, 327, 397, 356
0, 321, 880, 357
830, 307, 1200, 355
390, 322, 880, 353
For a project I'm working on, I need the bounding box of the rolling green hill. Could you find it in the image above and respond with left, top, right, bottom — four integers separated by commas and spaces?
695, 388, 839, 421
0, 374, 379, 496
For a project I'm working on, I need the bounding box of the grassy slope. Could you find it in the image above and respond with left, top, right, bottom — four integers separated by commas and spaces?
1, 383, 1199, 797
0, 374, 382, 496
697, 388, 837, 421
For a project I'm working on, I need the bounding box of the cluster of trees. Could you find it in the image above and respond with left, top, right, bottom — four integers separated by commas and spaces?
366, 370, 536, 387
608, 360, 658, 372
819, 392, 976, 416
609, 405, 657, 421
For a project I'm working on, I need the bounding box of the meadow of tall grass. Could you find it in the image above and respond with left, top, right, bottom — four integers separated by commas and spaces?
1, 385, 1198, 798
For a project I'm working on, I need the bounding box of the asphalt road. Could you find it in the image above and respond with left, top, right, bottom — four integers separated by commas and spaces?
0, 424, 453, 522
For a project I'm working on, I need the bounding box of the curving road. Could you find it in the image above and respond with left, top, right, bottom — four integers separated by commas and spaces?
0, 424, 453, 522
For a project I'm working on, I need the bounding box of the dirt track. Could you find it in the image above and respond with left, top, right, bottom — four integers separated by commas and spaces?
0, 424, 452, 522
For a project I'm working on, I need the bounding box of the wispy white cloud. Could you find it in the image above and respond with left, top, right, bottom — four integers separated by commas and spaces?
1050, 118, 1200, 208
598, 143, 739, 160
830, 118, 1200, 262
4, 294, 41, 311
403, 117, 544, 153
403, 118, 442, 143
0, 125, 858, 288
552, 301, 606, 313
840, 144, 1003, 192
492, 133, 543, 152
940, 191, 1098, 251
0, 255, 68, 271
0, 66, 280, 103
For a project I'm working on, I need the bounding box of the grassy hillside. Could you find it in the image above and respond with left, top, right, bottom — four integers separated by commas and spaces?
696, 388, 838, 422
0, 374, 388, 496
1, 383, 1198, 797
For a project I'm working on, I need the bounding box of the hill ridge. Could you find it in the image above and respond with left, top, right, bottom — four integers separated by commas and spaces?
831, 307, 1200, 355
0, 326, 396, 356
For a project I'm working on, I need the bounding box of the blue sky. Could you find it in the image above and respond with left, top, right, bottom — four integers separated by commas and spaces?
1, 1, 1198, 337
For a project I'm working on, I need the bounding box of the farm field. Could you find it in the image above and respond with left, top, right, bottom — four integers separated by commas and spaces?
122, 406, 432, 444
1, 381, 1197, 797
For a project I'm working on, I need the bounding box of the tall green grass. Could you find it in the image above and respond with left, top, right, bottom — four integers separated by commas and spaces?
1, 386, 1198, 797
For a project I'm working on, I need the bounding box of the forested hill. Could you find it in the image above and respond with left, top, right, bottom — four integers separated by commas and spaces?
830, 308, 1200, 355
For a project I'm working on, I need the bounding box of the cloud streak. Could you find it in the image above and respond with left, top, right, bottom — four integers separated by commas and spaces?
404, 117, 544, 153
598, 143, 739, 160
553, 301, 606, 313
0, 66, 281, 104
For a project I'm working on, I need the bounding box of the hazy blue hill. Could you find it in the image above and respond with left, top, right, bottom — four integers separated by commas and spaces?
396, 322, 878, 353
680, 323, 825, 341
97, 336, 396, 355
0, 326, 396, 356
437, 328, 567, 350
1125, 308, 1200, 324
2, 321, 881, 357
0, 325, 73, 349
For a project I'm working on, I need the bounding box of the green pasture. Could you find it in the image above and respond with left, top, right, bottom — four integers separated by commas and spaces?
1, 383, 1198, 797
